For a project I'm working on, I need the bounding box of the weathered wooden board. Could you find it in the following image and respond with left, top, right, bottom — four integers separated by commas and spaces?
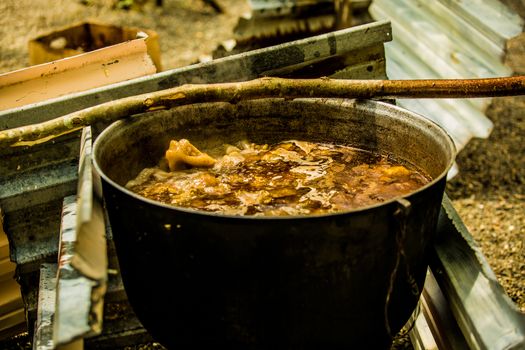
0, 222, 9, 261
0, 211, 24, 340
28, 20, 161, 72
0, 258, 16, 283
1, 36, 156, 112
0, 308, 25, 340
0, 279, 23, 317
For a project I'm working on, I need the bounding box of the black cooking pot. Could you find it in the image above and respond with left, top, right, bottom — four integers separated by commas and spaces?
93, 98, 455, 349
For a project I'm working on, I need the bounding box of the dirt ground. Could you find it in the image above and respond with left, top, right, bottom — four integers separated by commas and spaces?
0, 0, 523, 348
447, 96, 525, 312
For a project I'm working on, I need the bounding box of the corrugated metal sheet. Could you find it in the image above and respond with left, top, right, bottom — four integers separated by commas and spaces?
369, 0, 523, 151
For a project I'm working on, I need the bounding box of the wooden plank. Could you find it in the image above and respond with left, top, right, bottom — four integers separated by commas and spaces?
0, 308, 25, 334
29, 20, 161, 72
0, 261, 25, 341
0, 229, 8, 261
430, 195, 525, 350
0, 278, 23, 316
0, 211, 10, 261
0, 313, 26, 341
0, 257, 16, 282
0, 281, 24, 341
0, 34, 156, 112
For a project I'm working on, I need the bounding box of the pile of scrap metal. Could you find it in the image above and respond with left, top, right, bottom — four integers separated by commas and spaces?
210, 0, 385, 82
212, 0, 373, 59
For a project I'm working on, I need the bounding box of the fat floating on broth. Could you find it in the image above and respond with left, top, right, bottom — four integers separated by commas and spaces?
125, 139, 431, 216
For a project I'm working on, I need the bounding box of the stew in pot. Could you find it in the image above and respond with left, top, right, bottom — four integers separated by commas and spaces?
125, 139, 431, 216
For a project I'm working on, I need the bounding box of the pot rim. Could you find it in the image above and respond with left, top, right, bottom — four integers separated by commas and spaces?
93, 98, 457, 219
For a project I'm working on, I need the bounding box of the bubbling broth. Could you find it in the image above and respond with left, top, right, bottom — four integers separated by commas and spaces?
125, 139, 431, 216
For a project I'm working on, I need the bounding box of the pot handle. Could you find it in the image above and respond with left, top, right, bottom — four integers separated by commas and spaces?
395, 198, 419, 290
384, 198, 420, 338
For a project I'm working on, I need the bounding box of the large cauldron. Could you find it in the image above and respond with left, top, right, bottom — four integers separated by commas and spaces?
93, 98, 455, 349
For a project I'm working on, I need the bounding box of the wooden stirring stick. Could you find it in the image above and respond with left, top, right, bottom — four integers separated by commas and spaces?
1, 76, 524, 148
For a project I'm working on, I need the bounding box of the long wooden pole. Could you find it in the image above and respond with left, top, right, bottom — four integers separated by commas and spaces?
1, 76, 524, 148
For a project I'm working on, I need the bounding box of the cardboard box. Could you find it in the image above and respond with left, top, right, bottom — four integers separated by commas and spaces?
28, 20, 162, 71
1, 26, 157, 112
